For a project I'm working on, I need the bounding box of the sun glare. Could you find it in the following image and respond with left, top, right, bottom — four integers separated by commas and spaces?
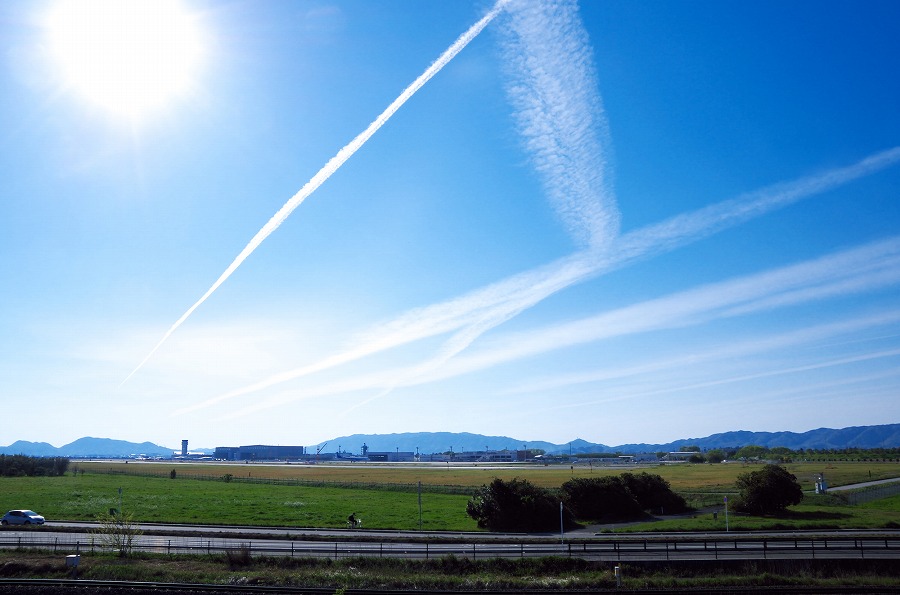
44, 0, 205, 119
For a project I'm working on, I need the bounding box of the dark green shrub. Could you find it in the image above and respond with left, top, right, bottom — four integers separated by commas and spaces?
562, 472, 688, 521
735, 464, 803, 515
466, 478, 575, 532
621, 472, 688, 514
561, 476, 641, 520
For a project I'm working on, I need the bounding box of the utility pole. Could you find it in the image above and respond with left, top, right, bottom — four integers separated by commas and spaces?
724, 496, 729, 532
559, 502, 564, 543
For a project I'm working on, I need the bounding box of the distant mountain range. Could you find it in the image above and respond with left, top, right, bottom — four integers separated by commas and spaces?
1, 424, 897, 458
316, 424, 900, 455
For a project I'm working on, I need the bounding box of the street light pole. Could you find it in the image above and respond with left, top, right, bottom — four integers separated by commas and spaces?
559, 502, 564, 543
724, 496, 729, 532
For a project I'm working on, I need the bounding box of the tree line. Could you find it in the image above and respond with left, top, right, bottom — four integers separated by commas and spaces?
466, 472, 689, 532
0, 455, 69, 477
663, 446, 900, 463
561, 446, 898, 463
467, 466, 804, 531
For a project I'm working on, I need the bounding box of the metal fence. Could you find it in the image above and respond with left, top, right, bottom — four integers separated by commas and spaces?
3, 533, 898, 562
86, 467, 474, 495
841, 481, 900, 505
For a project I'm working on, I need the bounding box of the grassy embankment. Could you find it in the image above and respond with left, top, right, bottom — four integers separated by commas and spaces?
1, 550, 899, 591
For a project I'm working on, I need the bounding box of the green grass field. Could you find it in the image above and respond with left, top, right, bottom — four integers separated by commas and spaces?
1, 460, 898, 532
0, 473, 476, 530
74, 459, 900, 490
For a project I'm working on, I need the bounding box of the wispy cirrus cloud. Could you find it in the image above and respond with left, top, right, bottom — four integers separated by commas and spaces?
610, 146, 900, 265
528, 349, 900, 417
500, 310, 900, 399
173, 0, 900, 420
204, 232, 900, 421
500, 0, 618, 248
174, 0, 615, 415
217, 328, 900, 422
423, 236, 900, 383
172, 142, 900, 418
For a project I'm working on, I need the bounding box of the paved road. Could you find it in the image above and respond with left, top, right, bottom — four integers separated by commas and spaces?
827, 477, 900, 491
3, 523, 899, 562
40, 519, 900, 541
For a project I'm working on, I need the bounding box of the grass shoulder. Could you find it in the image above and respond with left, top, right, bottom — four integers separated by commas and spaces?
608, 493, 900, 533
1, 550, 899, 591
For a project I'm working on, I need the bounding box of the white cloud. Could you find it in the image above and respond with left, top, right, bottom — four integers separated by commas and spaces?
123, 0, 510, 385
162, 0, 900, 421
500, 0, 618, 248
206, 237, 900, 421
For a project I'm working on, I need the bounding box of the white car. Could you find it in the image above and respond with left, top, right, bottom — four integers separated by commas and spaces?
1, 510, 45, 525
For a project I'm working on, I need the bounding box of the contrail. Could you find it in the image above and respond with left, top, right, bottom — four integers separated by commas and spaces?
503, 310, 900, 397
216, 242, 900, 421
121, 0, 510, 385
332, 146, 900, 396
424, 237, 900, 384
336, 0, 620, 415
499, 0, 618, 247
173, 145, 900, 415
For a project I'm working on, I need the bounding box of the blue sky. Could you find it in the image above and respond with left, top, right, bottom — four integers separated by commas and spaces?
2, 0, 899, 451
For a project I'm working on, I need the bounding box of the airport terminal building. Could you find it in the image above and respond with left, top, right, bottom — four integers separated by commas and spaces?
214, 445, 306, 461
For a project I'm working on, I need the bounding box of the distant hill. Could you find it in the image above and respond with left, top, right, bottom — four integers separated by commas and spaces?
0, 437, 173, 458
59, 437, 174, 457
0, 441, 59, 457
2, 424, 897, 458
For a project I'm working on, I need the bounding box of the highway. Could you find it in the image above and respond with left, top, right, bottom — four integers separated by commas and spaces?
3, 523, 898, 562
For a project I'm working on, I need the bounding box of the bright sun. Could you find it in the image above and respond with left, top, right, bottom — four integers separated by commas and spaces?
44, 0, 205, 119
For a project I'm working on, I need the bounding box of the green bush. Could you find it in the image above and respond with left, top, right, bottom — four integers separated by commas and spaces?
561, 472, 687, 522
466, 478, 575, 532
735, 464, 803, 515
561, 476, 641, 520
621, 472, 688, 514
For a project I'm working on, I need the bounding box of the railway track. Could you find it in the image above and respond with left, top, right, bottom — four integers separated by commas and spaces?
2, 578, 900, 595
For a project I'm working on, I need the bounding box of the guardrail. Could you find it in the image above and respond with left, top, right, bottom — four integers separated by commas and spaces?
2, 534, 898, 562
86, 468, 474, 495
